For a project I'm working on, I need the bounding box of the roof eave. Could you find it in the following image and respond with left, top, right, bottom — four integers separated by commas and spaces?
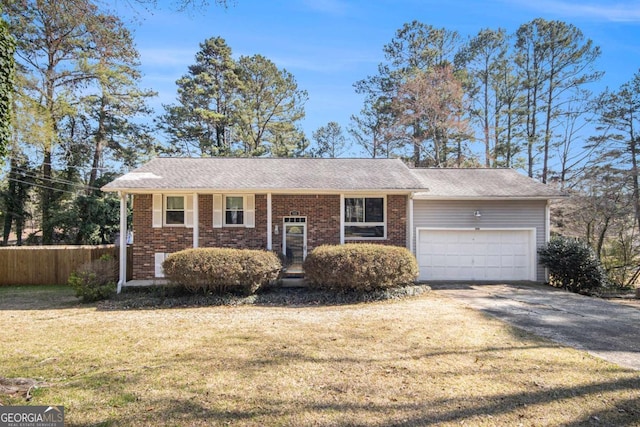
411, 194, 566, 200
102, 187, 420, 194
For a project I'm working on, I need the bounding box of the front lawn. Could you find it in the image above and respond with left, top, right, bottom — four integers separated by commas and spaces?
1, 286, 639, 426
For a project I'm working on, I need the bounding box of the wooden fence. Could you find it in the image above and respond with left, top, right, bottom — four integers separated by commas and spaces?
0, 245, 132, 286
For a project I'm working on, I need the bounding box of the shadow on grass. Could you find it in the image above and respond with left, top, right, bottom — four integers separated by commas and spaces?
0, 285, 83, 310
68, 375, 640, 426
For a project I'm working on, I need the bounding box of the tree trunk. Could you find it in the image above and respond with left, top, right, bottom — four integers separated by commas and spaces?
1, 158, 17, 245
89, 96, 107, 194
629, 117, 640, 236
41, 149, 54, 245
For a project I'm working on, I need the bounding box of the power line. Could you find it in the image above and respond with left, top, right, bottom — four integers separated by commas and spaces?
7, 177, 85, 195
9, 166, 103, 192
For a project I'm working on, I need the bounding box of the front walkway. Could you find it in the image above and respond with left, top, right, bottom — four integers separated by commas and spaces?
430, 282, 640, 371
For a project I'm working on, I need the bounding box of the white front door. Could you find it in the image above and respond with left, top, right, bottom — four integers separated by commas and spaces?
283, 217, 307, 271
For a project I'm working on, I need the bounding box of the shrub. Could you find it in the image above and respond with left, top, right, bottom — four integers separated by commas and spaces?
162, 248, 282, 295
538, 236, 610, 294
303, 244, 418, 292
68, 254, 118, 302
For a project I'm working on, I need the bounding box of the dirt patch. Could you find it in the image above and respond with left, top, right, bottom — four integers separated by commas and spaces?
0, 377, 48, 400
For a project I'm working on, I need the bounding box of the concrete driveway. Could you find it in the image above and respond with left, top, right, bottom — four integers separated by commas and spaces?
430, 282, 640, 371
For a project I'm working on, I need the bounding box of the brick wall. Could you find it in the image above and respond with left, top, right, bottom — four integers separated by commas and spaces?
345, 194, 407, 247
132, 193, 408, 280
271, 194, 341, 254
198, 194, 268, 249
132, 194, 194, 280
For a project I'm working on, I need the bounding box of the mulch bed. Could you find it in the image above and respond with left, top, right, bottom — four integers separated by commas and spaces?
98, 283, 431, 310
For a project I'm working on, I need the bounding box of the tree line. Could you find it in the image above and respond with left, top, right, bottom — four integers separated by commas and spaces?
1, 1, 640, 285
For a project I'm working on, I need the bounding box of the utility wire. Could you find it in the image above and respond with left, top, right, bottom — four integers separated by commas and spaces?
7, 177, 87, 195
9, 166, 103, 191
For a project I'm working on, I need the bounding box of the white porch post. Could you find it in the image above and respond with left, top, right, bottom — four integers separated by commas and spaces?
193, 193, 199, 248
117, 192, 127, 294
339, 194, 345, 245
408, 195, 414, 254
266, 193, 272, 250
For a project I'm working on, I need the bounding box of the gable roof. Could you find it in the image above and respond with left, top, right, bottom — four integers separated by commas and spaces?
102, 157, 425, 193
102, 157, 564, 199
410, 168, 564, 199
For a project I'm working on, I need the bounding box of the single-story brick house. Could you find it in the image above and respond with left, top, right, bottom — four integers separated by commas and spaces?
102, 157, 563, 292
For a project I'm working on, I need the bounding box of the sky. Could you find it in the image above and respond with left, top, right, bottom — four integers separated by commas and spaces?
117, 0, 640, 155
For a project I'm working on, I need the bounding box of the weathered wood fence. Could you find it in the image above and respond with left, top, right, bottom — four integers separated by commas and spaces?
0, 245, 132, 286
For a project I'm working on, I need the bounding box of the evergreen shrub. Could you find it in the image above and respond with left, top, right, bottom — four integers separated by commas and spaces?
303, 244, 418, 291
162, 248, 281, 295
538, 236, 610, 293
68, 254, 118, 302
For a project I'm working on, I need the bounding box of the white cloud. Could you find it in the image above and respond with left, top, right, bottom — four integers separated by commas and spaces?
506, 0, 640, 22
139, 47, 197, 68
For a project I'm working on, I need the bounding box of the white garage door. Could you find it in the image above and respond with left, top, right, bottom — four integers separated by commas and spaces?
417, 229, 534, 281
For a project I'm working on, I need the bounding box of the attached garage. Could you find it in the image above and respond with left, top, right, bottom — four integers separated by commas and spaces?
416, 228, 536, 281
409, 168, 564, 283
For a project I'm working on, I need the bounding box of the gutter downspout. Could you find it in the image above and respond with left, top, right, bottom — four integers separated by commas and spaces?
117, 191, 127, 294
408, 194, 414, 254
267, 193, 272, 250
339, 194, 345, 245
544, 199, 551, 282
193, 193, 199, 248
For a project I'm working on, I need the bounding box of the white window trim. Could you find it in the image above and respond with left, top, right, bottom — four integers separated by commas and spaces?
343, 195, 387, 240
164, 195, 186, 227
224, 194, 246, 227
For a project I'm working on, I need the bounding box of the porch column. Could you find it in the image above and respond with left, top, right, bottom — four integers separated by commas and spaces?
266, 193, 272, 250
193, 193, 199, 248
117, 191, 127, 294
408, 195, 414, 254
339, 194, 345, 245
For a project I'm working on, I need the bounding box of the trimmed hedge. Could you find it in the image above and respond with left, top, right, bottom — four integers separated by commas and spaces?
303, 244, 418, 291
162, 248, 282, 295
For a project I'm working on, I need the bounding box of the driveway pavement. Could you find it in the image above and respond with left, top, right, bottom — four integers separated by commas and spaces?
430, 282, 640, 371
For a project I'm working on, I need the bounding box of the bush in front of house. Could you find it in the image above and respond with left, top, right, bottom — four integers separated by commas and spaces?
68, 254, 118, 302
303, 244, 419, 292
162, 248, 282, 295
538, 236, 610, 294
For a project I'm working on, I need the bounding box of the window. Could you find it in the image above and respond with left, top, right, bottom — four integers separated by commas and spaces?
344, 197, 385, 239
225, 196, 244, 225
165, 196, 185, 225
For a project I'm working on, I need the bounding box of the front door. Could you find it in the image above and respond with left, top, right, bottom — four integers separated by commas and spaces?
283, 217, 307, 274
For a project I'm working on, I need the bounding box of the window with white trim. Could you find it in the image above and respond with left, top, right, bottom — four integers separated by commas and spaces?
225, 196, 245, 226
344, 196, 385, 239
165, 196, 185, 225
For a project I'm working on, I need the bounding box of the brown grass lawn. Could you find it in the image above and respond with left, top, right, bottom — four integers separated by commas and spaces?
1, 286, 640, 426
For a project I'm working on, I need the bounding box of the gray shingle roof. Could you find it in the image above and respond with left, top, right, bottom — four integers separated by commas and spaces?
102, 158, 563, 199
410, 168, 564, 199
102, 157, 425, 192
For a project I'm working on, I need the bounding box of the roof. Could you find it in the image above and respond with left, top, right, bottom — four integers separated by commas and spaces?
410, 168, 564, 199
102, 157, 425, 192
102, 158, 564, 199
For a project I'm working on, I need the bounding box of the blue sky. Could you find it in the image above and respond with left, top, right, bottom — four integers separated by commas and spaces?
120, 0, 640, 154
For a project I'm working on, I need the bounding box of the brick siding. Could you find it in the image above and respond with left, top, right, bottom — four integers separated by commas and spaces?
132, 193, 408, 280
